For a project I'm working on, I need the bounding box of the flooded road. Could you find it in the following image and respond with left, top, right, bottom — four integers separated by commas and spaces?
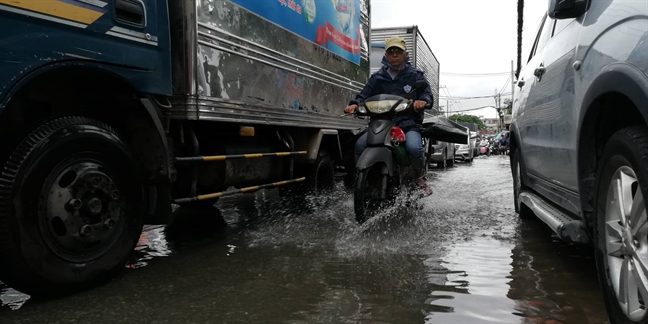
1, 156, 609, 323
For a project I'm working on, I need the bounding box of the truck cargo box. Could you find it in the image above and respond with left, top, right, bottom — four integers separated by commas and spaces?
168, 0, 371, 130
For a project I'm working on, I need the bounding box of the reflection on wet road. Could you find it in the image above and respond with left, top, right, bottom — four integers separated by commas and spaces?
1, 156, 608, 323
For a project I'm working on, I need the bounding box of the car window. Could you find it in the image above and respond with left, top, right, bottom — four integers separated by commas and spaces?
526, 15, 547, 63
535, 17, 555, 54
553, 18, 574, 36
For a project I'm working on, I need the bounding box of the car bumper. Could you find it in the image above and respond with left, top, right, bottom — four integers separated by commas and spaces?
429, 152, 445, 162
455, 149, 470, 160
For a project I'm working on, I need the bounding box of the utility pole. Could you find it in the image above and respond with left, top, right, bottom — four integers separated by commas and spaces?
446, 99, 449, 117
511, 60, 515, 104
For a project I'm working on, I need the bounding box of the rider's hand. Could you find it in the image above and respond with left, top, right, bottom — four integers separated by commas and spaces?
413, 100, 427, 111
345, 104, 358, 114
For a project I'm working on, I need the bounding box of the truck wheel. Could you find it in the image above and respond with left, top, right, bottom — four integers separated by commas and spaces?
310, 150, 335, 193
279, 150, 334, 209
594, 126, 648, 324
512, 147, 533, 218
0, 117, 144, 296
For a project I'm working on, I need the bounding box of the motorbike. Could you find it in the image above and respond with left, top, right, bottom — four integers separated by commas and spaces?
489, 141, 498, 156
479, 142, 490, 156
351, 81, 430, 223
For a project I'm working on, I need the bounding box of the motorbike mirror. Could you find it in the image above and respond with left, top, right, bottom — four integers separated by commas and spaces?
413, 81, 428, 92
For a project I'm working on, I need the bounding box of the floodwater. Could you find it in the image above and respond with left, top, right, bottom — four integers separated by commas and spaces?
0, 156, 609, 323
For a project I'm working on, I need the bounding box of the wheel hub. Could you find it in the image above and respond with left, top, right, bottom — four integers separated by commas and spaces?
605, 166, 648, 321
40, 161, 125, 262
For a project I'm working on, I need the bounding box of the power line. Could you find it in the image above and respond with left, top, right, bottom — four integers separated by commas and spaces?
441, 72, 510, 76
448, 105, 498, 114
440, 92, 512, 100
498, 75, 512, 95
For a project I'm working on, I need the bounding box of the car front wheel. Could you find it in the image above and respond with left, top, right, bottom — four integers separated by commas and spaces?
595, 126, 648, 324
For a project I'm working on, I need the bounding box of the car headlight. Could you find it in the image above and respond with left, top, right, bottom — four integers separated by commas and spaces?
365, 100, 398, 114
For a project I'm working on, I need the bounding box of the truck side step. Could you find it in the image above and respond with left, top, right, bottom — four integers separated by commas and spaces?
173, 177, 306, 204
175, 151, 307, 163
519, 191, 589, 244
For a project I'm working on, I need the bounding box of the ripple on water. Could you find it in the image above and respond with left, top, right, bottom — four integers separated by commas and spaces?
424, 234, 520, 323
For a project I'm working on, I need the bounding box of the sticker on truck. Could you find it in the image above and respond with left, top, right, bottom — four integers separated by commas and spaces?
230, 0, 362, 65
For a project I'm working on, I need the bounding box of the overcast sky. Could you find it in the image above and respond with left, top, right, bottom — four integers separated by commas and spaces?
371, 0, 547, 118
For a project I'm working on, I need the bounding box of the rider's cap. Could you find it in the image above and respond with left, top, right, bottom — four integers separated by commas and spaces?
385, 37, 407, 51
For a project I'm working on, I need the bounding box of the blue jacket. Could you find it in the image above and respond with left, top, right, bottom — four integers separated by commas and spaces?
350, 62, 433, 132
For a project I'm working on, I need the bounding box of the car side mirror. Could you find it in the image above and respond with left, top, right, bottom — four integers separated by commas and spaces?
548, 0, 590, 19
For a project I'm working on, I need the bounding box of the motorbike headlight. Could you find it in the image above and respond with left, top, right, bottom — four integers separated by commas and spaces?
365, 100, 399, 114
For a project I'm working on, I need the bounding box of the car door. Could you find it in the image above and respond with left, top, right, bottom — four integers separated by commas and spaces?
532, 17, 581, 200
514, 14, 553, 178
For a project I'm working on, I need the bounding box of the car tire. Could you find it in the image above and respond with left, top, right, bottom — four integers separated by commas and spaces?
593, 126, 648, 324
512, 147, 533, 218
447, 148, 455, 167
0, 117, 144, 296
438, 148, 447, 169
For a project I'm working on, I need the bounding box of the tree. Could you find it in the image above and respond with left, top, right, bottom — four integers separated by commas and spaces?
516, 0, 524, 78
503, 98, 512, 114
449, 114, 487, 130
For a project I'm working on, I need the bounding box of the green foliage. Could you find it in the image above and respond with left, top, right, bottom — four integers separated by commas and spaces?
449, 114, 487, 130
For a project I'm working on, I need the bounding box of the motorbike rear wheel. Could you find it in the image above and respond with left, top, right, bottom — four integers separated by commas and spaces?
354, 165, 386, 224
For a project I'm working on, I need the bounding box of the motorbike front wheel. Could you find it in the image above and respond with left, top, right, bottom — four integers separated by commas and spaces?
354, 165, 387, 224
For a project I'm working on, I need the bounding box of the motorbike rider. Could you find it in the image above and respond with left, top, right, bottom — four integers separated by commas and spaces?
344, 36, 434, 195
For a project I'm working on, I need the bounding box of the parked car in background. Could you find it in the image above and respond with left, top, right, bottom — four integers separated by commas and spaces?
454, 126, 474, 162
509, 0, 648, 323
426, 140, 455, 168
470, 131, 480, 157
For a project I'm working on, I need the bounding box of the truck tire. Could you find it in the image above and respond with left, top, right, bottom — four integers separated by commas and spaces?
593, 126, 648, 324
279, 150, 334, 211
0, 117, 144, 296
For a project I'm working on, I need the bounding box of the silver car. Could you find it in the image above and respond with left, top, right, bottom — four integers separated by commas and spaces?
454, 127, 474, 162
426, 140, 455, 168
510, 0, 648, 322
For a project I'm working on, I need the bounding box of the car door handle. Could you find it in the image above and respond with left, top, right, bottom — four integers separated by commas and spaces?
534, 64, 546, 78
517, 79, 525, 88
115, 0, 145, 26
